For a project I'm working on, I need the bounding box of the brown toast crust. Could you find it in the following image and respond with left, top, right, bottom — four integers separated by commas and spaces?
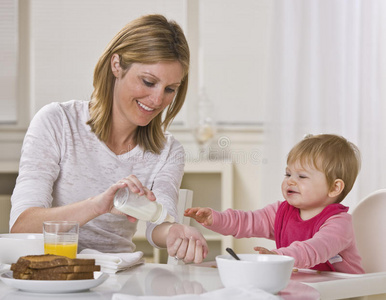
11, 254, 100, 280
14, 254, 95, 269
11, 264, 100, 274
13, 271, 94, 280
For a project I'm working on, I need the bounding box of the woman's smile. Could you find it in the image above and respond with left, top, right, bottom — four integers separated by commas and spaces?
136, 100, 156, 112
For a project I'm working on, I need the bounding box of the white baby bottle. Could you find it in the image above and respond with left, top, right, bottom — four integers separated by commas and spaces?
113, 187, 174, 224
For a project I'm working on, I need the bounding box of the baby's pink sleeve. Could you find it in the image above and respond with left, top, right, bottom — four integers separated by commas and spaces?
204, 201, 281, 240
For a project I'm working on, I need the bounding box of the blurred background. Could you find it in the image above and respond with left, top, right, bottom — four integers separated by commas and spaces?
0, 0, 385, 261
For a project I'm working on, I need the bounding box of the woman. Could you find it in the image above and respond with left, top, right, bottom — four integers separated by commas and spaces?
10, 14, 208, 263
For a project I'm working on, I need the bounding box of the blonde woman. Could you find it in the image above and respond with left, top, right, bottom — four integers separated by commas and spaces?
11, 14, 207, 263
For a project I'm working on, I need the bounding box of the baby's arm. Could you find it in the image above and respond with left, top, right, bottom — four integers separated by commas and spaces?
186, 202, 280, 238
254, 246, 277, 255
184, 207, 213, 226
273, 214, 353, 269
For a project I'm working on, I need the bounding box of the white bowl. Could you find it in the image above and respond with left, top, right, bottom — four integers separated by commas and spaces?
0, 233, 44, 264
216, 254, 295, 294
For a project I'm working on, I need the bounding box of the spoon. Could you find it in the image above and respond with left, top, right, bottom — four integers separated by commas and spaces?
226, 247, 241, 260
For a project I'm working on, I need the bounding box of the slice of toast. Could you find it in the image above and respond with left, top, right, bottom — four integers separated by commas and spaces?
13, 271, 94, 280
13, 254, 96, 270
11, 264, 100, 274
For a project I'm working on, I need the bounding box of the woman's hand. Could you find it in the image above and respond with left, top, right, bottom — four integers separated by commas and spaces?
92, 175, 155, 222
166, 223, 208, 264
184, 207, 213, 226
117, 175, 156, 201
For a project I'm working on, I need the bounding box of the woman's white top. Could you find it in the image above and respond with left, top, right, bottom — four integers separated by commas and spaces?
10, 100, 185, 252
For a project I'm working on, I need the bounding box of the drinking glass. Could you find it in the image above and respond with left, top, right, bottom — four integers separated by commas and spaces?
43, 221, 79, 259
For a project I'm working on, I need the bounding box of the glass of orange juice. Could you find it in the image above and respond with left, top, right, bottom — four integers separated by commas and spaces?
43, 221, 79, 259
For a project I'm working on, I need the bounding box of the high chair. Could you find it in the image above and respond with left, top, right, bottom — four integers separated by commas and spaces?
351, 189, 386, 273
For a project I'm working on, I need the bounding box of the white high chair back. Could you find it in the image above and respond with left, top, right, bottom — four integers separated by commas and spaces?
167, 189, 193, 265
176, 189, 193, 226
351, 189, 386, 273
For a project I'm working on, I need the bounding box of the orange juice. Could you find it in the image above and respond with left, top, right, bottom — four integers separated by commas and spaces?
44, 243, 77, 259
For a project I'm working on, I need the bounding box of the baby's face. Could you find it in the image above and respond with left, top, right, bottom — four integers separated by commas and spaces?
281, 161, 334, 220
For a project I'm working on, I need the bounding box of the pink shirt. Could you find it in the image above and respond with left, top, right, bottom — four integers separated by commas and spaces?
206, 201, 364, 274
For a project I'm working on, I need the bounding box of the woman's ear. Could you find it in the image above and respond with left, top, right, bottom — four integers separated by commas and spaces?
329, 179, 345, 198
111, 54, 121, 77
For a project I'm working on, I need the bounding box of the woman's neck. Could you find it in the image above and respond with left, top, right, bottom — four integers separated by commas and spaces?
106, 123, 138, 155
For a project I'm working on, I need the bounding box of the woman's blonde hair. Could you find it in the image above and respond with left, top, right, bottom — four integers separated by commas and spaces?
287, 134, 361, 202
87, 14, 189, 154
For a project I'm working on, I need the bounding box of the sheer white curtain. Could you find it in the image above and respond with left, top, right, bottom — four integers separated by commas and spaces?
261, 0, 386, 209
0, 0, 18, 123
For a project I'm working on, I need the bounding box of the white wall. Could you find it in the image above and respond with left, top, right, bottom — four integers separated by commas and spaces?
28, 0, 188, 119
1, 0, 271, 126
199, 0, 271, 126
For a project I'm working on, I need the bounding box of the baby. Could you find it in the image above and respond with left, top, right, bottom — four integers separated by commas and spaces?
185, 134, 365, 273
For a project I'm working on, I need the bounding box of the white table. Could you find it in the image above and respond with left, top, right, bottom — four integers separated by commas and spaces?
1, 262, 386, 299
290, 268, 386, 300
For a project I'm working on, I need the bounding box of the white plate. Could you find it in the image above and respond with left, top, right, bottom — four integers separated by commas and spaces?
0, 271, 109, 293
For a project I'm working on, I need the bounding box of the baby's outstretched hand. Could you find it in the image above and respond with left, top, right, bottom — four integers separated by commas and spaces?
254, 246, 277, 255
184, 207, 213, 226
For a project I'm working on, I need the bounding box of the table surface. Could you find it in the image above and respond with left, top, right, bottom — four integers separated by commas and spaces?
1, 262, 386, 300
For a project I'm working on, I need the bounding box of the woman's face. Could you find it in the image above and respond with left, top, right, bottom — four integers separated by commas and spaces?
112, 57, 184, 128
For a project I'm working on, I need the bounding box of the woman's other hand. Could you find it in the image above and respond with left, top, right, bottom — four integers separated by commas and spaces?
166, 224, 208, 264
118, 175, 156, 201
92, 175, 155, 222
